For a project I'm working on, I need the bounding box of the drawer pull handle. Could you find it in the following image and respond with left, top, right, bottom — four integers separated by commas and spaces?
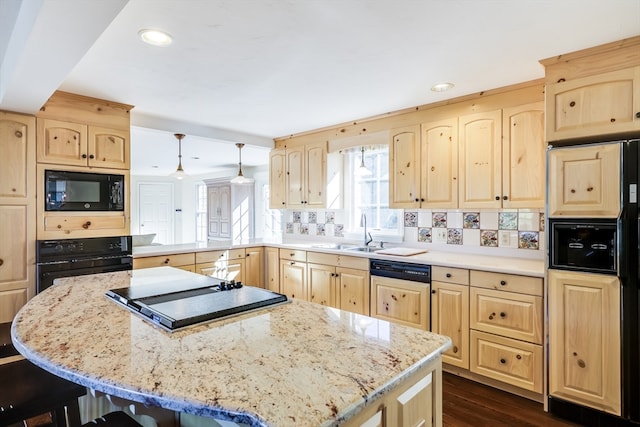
500, 312, 506, 318
500, 280, 507, 286
164, 258, 170, 264
578, 359, 586, 368
452, 345, 458, 354
500, 358, 506, 364
290, 261, 295, 265
446, 273, 452, 278
516, 355, 522, 360
82, 221, 92, 229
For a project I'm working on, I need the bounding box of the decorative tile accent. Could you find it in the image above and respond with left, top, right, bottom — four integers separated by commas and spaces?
480, 230, 498, 247
447, 228, 463, 245
404, 211, 418, 227
433, 212, 447, 228
286, 222, 294, 234
326, 212, 335, 224
293, 211, 302, 223
316, 223, 325, 236
334, 224, 344, 237
539, 213, 545, 232
308, 211, 317, 224
418, 227, 432, 243
518, 231, 539, 250
498, 212, 517, 230
463, 212, 480, 229
299, 224, 309, 235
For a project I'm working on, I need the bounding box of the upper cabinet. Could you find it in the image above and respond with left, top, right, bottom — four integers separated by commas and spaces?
37, 119, 129, 170
547, 142, 620, 217
546, 67, 640, 142
0, 113, 35, 203
421, 118, 459, 209
389, 126, 421, 208
269, 149, 287, 209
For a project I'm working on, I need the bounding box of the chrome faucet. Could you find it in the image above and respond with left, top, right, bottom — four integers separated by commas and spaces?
361, 213, 373, 247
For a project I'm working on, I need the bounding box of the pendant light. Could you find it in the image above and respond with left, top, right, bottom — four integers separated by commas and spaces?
170, 133, 188, 179
230, 143, 254, 184
354, 146, 372, 176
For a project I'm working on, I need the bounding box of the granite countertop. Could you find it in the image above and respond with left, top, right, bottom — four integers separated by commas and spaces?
12, 267, 451, 427
133, 240, 545, 278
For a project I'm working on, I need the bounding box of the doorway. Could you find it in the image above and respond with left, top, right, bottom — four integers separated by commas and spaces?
137, 182, 174, 244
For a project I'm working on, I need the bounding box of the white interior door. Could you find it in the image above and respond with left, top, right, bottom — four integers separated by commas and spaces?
138, 182, 174, 244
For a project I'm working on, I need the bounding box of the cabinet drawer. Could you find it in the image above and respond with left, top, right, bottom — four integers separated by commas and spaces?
471, 287, 542, 344
470, 330, 543, 393
228, 248, 245, 260
44, 214, 125, 231
279, 248, 306, 262
133, 253, 196, 269
195, 250, 227, 264
470, 270, 542, 296
432, 266, 469, 285
306, 252, 368, 270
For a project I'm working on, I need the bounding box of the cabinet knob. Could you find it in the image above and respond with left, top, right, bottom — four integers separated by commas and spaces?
0, 259, 3, 266
415, 198, 419, 202
636, 112, 640, 118
82, 154, 87, 159
164, 258, 170, 264
500, 280, 507, 286
452, 345, 458, 354
82, 221, 92, 229
500, 358, 506, 364
489, 312, 496, 320
14, 130, 23, 138
431, 289, 436, 294
89, 154, 95, 159
246, 253, 250, 257
500, 312, 506, 318
502, 195, 508, 200
495, 196, 500, 200
446, 273, 452, 278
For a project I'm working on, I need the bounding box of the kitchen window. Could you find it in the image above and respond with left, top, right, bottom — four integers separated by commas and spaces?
195, 183, 207, 242
344, 146, 402, 240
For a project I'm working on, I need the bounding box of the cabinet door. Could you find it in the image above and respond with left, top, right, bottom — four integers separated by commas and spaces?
226, 259, 245, 283
546, 66, 640, 141
244, 247, 264, 287
286, 146, 305, 207
502, 102, 545, 208
88, 126, 129, 169
280, 260, 306, 300
265, 247, 280, 293
269, 149, 287, 208
371, 275, 429, 329
389, 126, 420, 208
305, 142, 327, 208
421, 118, 458, 208
0, 206, 29, 285
459, 110, 502, 208
393, 372, 434, 427
0, 113, 34, 203
547, 142, 620, 217
208, 184, 231, 238
548, 270, 621, 415
431, 281, 469, 369
307, 263, 335, 307
37, 119, 87, 166
337, 267, 369, 315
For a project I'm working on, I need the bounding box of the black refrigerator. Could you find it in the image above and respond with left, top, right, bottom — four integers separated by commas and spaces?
547, 138, 640, 426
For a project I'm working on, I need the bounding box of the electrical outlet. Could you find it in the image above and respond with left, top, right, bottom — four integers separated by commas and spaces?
436, 229, 447, 242
500, 231, 510, 247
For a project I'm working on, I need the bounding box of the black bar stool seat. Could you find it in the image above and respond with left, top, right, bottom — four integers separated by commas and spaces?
82, 411, 143, 426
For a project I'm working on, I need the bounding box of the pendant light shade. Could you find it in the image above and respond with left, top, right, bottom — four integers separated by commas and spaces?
170, 133, 188, 179
230, 143, 254, 184
354, 146, 372, 176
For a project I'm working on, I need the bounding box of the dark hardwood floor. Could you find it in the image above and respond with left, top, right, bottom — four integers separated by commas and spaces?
443, 373, 582, 427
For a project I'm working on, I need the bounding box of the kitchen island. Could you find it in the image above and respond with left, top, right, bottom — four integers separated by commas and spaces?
11, 267, 451, 427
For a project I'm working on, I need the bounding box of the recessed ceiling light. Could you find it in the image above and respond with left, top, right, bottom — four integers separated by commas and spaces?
138, 29, 173, 47
431, 82, 455, 92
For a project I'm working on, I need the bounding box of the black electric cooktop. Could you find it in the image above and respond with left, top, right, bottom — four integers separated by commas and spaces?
106, 275, 288, 332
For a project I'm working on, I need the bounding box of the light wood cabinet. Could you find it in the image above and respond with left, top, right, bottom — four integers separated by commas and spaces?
207, 183, 231, 239
468, 270, 543, 393
244, 246, 264, 287
308, 262, 336, 307
420, 118, 459, 208
196, 248, 245, 282
265, 247, 280, 293
370, 275, 430, 330
389, 125, 421, 208
432, 281, 469, 369
0, 112, 35, 320
269, 149, 287, 208
546, 66, 640, 142
548, 269, 621, 415
280, 259, 307, 300
344, 358, 442, 427
337, 266, 370, 316
285, 142, 327, 208
134, 252, 196, 270
458, 110, 502, 208
547, 142, 620, 217
37, 119, 129, 170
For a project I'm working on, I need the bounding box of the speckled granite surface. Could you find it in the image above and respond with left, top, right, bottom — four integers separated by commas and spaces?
12, 267, 451, 427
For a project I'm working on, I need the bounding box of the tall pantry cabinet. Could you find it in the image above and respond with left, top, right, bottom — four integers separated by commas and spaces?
0, 112, 36, 322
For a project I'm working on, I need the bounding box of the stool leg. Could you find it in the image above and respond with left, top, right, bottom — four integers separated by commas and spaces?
65, 399, 82, 427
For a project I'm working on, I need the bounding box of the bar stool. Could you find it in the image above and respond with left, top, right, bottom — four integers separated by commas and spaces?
0, 322, 86, 427
82, 411, 142, 426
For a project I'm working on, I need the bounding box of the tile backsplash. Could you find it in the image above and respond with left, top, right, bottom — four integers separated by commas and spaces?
282, 208, 545, 255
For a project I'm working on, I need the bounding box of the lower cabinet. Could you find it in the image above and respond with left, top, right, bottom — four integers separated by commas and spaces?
548, 269, 621, 416
133, 252, 195, 271
344, 357, 442, 427
265, 247, 280, 292
244, 246, 264, 287
280, 259, 307, 300
431, 280, 469, 369
196, 249, 245, 282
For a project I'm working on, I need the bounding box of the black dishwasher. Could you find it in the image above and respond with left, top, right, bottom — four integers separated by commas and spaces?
370, 259, 431, 283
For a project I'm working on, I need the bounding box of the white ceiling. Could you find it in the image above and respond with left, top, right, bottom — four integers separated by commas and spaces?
1, 0, 639, 176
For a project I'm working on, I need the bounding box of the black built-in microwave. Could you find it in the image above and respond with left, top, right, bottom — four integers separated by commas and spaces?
548, 218, 618, 275
45, 170, 124, 211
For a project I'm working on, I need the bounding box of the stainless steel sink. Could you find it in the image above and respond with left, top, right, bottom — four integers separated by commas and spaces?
310, 243, 360, 250
344, 246, 382, 253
